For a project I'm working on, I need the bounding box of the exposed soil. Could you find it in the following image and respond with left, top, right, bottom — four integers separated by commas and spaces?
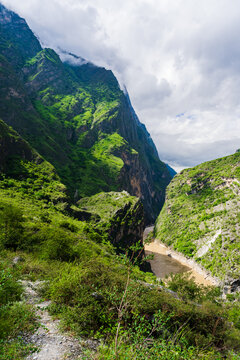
22, 280, 84, 360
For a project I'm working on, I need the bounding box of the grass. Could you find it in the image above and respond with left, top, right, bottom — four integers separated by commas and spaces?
0, 168, 239, 359
155, 152, 240, 280
0, 260, 39, 359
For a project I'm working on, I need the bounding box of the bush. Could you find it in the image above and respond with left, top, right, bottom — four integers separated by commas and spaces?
40, 227, 76, 262
0, 302, 37, 340
59, 220, 78, 233
0, 265, 22, 305
167, 272, 220, 302
0, 203, 25, 250
48, 260, 126, 336
0, 263, 38, 359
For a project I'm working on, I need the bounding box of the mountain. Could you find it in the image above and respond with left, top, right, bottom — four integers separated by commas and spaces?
0, 5, 240, 359
0, 3, 172, 223
166, 163, 177, 177
155, 152, 240, 287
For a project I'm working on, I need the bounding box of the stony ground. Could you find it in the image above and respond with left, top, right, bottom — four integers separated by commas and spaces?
22, 280, 84, 360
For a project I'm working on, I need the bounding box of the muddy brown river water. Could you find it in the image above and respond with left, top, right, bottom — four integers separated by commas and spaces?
144, 227, 215, 286
145, 249, 190, 278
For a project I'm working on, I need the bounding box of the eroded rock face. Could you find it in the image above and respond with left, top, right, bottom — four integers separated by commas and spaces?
107, 198, 144, 251
78, 191, 145, 254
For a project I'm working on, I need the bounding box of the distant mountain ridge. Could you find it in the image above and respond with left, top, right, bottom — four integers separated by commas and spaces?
0, 3, 173, 222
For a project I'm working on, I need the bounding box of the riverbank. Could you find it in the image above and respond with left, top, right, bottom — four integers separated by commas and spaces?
145, 240, 219, 287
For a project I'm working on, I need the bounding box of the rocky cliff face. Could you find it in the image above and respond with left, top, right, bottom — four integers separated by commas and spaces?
78, 191, 145, 253
155, 152, 240, 288
0, 4, 173, 223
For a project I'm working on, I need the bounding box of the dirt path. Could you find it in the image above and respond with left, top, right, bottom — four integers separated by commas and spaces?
145, 241, 217, 287
22, 280, 83, 360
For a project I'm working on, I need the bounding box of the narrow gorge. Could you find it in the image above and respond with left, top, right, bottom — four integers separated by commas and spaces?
0, 3, 239, 360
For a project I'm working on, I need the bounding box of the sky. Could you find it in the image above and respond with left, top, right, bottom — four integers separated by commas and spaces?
2, 0, 240, 171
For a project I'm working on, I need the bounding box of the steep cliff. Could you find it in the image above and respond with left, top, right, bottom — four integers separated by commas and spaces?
78, 191, 144, 252
0, 4, 172, 222
155, 152, 240, 287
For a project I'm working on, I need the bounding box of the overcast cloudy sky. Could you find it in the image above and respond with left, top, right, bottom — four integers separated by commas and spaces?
2, 0, 240, 171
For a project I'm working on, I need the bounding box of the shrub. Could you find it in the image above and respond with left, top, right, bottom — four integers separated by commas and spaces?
167, 272, 220, 302
59, 220, 78, 233
0, 265, 22, 305
0, 263, 38, 359
40, 227, 76, 262
0, 204, 25, 250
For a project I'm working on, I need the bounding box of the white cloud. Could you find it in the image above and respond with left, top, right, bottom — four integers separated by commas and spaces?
2, 0, 240, 170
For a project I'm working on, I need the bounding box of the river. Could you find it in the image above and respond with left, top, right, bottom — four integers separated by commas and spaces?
143, 227, 216, 286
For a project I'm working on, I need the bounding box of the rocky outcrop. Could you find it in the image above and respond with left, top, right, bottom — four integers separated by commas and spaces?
78, 191, 145, 253
94, 93, 172, 223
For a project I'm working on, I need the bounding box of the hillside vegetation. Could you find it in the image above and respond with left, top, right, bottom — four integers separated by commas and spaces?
0, 4, 240, 359
155, 152, 240, 285
0, 3, 172, 222
1, 178, 240, 359
0, 63, 239, 360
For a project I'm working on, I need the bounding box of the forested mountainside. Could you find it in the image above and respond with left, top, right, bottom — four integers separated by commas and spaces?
0, 3, 240, 360
0, 123, 239, 358
0, 3, 172, 223
155, 151, 240, 287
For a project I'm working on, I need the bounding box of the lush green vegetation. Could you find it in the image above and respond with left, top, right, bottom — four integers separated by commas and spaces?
0, 5, 239, 359
1, 245, 240, 359
0, 136, 239, 358
155, 152, 240, 281
0, 10, 172, 222
0, 170, 239, 359
19, 47, 135, 199
0, 259, 38, 359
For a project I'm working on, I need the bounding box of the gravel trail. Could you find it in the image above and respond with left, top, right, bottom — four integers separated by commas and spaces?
22, 280, 83, 360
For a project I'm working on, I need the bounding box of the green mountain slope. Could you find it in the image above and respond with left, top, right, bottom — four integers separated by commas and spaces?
0, 121, 239, 359
0, 3, 172, 222
0, 130, 239, 358
155, 152, 240, 285
0, 118, 68, 207
0, 118, 145, 250
0, 5, 240, 359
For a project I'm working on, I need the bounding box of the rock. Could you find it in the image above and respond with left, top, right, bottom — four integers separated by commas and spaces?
83, 339, 100, 352
13, 256, 25, 265
77, 191, 145, 256
230, 278, 240, 293
91, 292, 104, 301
